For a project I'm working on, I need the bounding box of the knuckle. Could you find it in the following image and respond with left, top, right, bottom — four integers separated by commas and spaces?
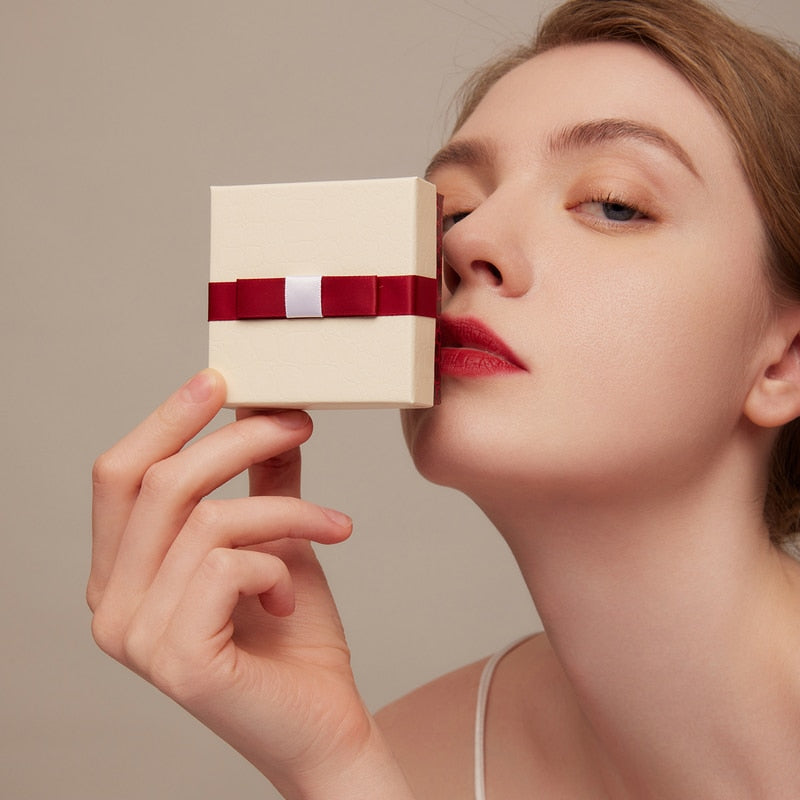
200, 547, 235, 581
91, 605, 173, 690
139, 460, 184, 500
120, 622, 151, 669
90, 602, 197, 698
92, 449, 127, 493
90, 605, 125, 661
261, 446, 301, 471
249, 449, 302, 495
188, 499, 225, 533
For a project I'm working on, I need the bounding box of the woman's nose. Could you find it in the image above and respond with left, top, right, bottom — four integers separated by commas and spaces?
441, 199, 533, 299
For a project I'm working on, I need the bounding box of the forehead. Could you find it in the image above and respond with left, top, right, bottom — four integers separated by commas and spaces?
447, 41, 738, 180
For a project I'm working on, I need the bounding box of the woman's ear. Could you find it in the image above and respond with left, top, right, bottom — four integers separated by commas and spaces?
745, 312, 800, 428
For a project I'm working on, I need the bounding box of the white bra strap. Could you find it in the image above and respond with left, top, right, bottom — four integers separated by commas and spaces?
473, 637, 531, 800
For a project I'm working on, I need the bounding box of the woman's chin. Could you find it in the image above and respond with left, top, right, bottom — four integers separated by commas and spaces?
399, 406, 464, 488
400, 405, 499, 496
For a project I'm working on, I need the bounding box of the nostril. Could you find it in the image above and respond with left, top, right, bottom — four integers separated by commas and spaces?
474, 260, 502, 286
442, 259, 503, 295
487, 263, 502, 284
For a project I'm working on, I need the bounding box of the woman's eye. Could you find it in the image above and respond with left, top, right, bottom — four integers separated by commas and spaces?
598, 201, 640, 221
575, 197, 649, 224
443, 211, 471, 233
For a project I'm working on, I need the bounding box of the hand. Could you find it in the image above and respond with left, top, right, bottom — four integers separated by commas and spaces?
87, 369, 391, 797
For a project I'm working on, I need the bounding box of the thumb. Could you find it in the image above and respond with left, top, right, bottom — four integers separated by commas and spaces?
236, 409, 307, 499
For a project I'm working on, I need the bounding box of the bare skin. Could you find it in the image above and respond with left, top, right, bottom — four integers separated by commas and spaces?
398, 42, 800, 799
377, 634, 609, 799
88, 370, 416, 799
90, 40, 800, 800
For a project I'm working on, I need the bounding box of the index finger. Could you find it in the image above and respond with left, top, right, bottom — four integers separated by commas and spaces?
93, 369, 227, 499
90, 369, 227, 602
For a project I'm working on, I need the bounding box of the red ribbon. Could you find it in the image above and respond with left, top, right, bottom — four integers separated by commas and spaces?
208, 274, 438, 321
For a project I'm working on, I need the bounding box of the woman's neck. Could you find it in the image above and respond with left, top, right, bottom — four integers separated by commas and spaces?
480, 463, 800, 798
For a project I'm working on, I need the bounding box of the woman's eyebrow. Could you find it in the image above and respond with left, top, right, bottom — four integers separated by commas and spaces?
547, 118, 702, 181
424, 138, 497, 181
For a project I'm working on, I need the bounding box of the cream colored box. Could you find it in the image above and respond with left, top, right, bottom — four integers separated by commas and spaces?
208, 177, 440, 408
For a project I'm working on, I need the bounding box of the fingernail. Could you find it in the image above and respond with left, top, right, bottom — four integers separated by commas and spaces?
183, 370, 216, 403
321, 507, 352, 527
274, 410, 310, 429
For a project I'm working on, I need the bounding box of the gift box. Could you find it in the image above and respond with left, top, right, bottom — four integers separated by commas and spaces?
208, 177, 441, 408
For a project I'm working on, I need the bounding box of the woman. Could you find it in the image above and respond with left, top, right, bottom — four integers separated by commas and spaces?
88, 0, 800, 797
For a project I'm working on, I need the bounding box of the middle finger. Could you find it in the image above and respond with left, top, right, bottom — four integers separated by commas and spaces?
102, 411, 312, 618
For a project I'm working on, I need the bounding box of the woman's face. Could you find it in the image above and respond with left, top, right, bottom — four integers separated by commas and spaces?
402, 42, 774, 508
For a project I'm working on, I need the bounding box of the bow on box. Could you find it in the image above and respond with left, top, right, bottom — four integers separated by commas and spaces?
208, 274, 438, 321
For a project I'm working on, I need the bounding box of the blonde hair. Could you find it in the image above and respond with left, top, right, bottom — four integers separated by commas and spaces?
453, 0, 800, 544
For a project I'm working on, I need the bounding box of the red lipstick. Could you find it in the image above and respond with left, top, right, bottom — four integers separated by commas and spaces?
438, 315, 526, 377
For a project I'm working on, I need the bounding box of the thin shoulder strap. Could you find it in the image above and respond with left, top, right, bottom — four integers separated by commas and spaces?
473, 637, 531, 800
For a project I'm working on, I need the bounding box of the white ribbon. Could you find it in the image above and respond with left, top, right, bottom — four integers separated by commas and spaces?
284, 275, 323, 318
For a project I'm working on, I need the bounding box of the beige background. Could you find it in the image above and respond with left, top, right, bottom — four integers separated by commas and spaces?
3, 1, 799, 797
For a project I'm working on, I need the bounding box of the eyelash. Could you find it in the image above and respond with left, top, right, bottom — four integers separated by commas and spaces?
441, 192, 653, 234
442, 210, 472, 233
572, 192, 652, 227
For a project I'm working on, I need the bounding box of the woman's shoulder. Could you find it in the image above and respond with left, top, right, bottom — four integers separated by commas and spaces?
375, 655, 487, 800
375, 635, 547, 800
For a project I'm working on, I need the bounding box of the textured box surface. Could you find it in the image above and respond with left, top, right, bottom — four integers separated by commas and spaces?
208, 177, 440, 408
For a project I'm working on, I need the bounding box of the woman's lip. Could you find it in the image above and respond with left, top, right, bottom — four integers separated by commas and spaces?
438, 315, 527, 374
